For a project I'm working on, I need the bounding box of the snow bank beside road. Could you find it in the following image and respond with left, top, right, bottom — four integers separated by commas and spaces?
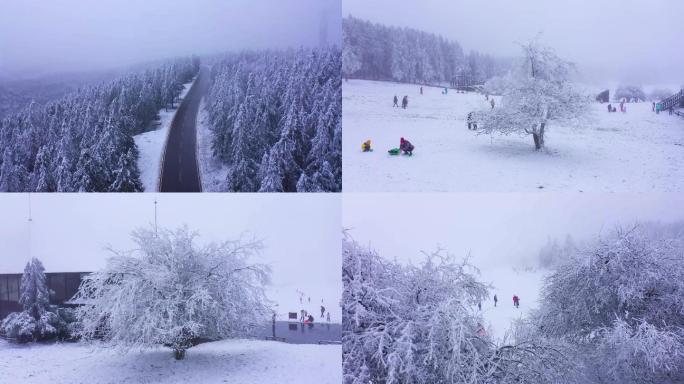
197, 99, 229, 191
134, 78, 196, 192
0, 339, 341, 384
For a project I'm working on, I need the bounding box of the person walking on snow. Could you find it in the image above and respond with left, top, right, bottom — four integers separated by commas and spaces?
478, 302, 481, 311
513, 295, 520, 308
490, 98, 495, 109
420, 86, 423, 95
493, 294, 498, 307
402, 95, 408, 109
320, 305, 325, 318
399, 137, 414, 155
393, 95, 399, 107
326, 312, 331, 323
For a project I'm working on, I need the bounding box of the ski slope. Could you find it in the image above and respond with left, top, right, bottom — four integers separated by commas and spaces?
477, 266, 546, 341
0, 339, 340, 384
343, 80, 684, 192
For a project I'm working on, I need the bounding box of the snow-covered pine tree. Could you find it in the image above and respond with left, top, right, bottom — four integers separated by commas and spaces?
1, 258, 62, 342
74, 226, 271, 360
205, 47, 341, 192
0, 57, 198, 191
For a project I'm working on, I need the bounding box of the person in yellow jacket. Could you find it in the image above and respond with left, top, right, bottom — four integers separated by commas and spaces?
361, 140, 372, 152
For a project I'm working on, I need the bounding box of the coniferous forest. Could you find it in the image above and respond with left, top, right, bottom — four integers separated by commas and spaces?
342, 16, 509, 84
205, 47, 342, 192
0, 58, 199, 192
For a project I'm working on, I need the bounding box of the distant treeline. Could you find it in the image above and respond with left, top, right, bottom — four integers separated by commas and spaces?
342, 16, 509, 85
206, 47, 341, 192
0, 57, 199, 192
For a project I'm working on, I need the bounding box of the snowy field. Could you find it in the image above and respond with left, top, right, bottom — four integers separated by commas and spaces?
134, 78, 196, 192
477, 266, 546, 341
197, 99, 229, 191
0, 339, 341, 384
343, 80, 684, 192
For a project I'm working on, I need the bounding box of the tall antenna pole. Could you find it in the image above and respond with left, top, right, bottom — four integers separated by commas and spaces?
28, 193, 32, 260
154, 199, 158, 235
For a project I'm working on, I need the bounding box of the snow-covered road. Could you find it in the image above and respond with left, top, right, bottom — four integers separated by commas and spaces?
0, 339, 341, 384
343, 80, 684, 192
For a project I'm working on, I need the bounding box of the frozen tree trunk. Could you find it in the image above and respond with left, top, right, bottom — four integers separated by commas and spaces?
532, 122, 546, 150
174, 348, 186, 360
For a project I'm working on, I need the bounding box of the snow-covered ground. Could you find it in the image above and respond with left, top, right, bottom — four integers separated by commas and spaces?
0, 339, 341, 384
134, 78, 196, 192
476, 266, 546, 341
343, 80, 684, 192
197, 99, 229, 191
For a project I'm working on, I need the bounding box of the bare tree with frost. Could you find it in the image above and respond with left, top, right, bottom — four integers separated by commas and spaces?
479, 41, 590, 150
74, 226, 271, 360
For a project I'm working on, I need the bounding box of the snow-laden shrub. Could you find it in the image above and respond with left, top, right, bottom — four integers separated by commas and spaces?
1, 311, 37, 342
535, 224, 684, 383
74, 226, 271, 360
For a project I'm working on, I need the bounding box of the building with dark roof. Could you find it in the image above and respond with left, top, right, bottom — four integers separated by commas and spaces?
0, 272, 89, 319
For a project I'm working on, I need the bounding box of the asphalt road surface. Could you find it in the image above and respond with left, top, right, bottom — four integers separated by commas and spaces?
159, 67, 210, 192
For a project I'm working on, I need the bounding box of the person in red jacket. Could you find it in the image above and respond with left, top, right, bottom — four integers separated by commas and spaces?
400, 137, 414, 155
513, 295, 520, 308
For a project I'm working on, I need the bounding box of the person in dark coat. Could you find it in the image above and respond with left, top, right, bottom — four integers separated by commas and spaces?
320, 305, 325, 318
467, 112, 477, 130
402, 95, 408, 109
399, 137, 414, 155
493, 294, 498, 307
607, 103, 612, 113
393, 95, 399, 107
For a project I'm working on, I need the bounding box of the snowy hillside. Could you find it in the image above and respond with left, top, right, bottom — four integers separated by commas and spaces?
0, 339, 341, 384
343, 80, 684, 192
477, 266, 546, 341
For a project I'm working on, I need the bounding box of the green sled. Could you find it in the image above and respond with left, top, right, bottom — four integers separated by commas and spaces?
388, 148, 401, 155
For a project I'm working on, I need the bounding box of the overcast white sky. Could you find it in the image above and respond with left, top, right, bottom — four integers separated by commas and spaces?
0, 0, 341, 77
344, 0, 683, 86
0, 193, 341, 312
343, 193, 684, 269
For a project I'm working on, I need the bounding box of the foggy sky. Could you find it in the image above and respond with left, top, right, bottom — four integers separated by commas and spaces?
0, 193, 341, 307
343, 193, 684, 268
344, 0, 683, 86
0, 0, 341, 77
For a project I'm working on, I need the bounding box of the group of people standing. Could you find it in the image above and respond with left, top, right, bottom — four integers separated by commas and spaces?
393, 95, 409, 109
606, 101, 626, 113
